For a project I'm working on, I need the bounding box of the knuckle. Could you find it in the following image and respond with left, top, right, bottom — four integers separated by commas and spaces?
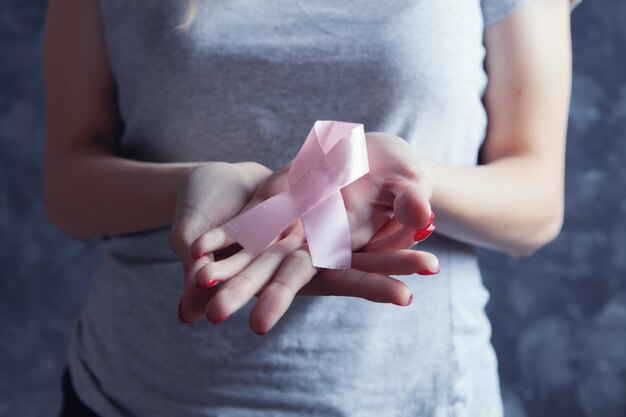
269, 279, 295, 297
234, 272, 256, 291
286, 249, 311, 267
262, 245, 286, 260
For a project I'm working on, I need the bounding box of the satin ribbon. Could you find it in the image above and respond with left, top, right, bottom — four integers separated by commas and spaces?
224, 120, 369, 269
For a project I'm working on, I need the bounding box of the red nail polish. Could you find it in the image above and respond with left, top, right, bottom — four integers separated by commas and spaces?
178, 300, 193, 326
196, 279, 219, 289
428, 211, 435, 226
208, 314, 229, 324
418, 265, 440, 275
413, 224, 435, 242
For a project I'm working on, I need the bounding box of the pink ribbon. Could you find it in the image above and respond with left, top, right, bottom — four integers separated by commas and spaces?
224, 120, 369, 269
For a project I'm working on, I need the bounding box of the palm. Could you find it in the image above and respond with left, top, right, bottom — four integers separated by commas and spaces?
248, 131, 431, 251
187, 132, 438, 334
345, 132, 431, 248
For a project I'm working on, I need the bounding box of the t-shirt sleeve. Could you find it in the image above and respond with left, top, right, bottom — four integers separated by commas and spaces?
481, 0, 583, 28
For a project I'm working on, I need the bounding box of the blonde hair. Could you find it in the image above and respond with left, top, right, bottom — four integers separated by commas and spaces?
178, 0, 199, 30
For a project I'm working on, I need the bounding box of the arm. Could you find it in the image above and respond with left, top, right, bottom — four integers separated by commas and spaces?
44, 0, 434, 329
420, 0, 573, 257
43, 0, 261, 240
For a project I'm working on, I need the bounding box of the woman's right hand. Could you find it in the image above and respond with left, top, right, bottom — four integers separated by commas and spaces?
169, 161, 274, 325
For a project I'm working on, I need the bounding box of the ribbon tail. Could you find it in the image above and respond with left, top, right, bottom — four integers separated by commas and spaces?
224, 189, 300, 256
302, 191, 352, 269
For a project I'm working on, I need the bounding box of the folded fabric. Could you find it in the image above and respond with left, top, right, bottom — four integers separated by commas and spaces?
224, 120, 369, 269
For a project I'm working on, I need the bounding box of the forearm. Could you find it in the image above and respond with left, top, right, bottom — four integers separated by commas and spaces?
43, 145, 201, 239
421, 155, 564, 257
43, 145, 261, 240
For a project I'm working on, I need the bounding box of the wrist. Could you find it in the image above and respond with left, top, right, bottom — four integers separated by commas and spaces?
417, 158, 438, 198
163, 162, 207, 223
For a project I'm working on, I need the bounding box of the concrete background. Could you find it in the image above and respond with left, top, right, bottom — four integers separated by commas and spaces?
1, 0, 624, 416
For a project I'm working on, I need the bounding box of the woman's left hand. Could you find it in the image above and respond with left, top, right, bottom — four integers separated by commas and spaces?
190, 132, 439, 334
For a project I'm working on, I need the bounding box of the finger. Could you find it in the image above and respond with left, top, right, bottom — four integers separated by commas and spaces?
193, 221, 303, 286
204, 234, 304, 323
194, 248, 256, 285
170, 222, 209, 272
393, 180, 432, 230
351, 250, 440, 276
366, 216, 404, 245
360, 225, 418, 252
179, 254, 221, 325
191, 227, 236, 259
297, 268, 413, 306
248, 248, 318, 335
193, 223, 302, 286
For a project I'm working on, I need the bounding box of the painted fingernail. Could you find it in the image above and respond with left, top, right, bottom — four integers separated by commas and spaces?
208, 314, 229, 324
196, 279, 219, 289
413, 224, 435, 242
178, 300, 193, 326
418, 264, 440, 275
393, 293, 413, 306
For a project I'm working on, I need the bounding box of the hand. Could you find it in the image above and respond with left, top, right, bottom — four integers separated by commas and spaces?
172, 157, 435, 327
169, 161, 273, 326
190, 132, 439, 333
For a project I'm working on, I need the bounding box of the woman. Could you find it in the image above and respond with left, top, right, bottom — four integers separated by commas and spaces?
44, 0, 578, 416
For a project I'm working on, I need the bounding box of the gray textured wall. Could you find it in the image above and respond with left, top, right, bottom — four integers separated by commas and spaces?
1, 1, 624, 416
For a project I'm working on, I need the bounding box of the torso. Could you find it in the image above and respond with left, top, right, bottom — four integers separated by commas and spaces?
67, 1, 503, 416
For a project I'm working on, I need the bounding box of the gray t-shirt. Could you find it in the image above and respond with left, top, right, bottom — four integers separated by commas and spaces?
67, 1, 560, 416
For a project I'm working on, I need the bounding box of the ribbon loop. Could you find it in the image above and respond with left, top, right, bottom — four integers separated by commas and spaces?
224, 120, 369, 269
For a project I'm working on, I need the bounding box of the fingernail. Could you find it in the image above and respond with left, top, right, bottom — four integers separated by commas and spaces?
254, 330, 268, 336
178, 300, 193, 326
393, 293, 413, 306
413, 224, 435, 242
208, 314, 229, 324
192, 252, 208, 260
418, 211, 435, 230
418, 264, 440, 275
196, 279, 219, 289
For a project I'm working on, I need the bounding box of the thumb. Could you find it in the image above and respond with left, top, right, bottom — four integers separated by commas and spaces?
392, 180, 433, 231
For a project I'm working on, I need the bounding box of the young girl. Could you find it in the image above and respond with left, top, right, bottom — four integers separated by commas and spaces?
44, 0, 578, 416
